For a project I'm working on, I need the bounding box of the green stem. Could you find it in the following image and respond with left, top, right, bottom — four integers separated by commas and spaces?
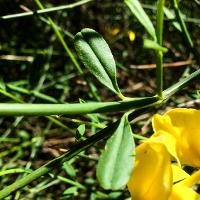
0, 169, 32, 177
0, 97, 158, 116
163, 68, 200, 99
172, 0, 193, 48
1, 0, 93, 20
57, 175, 86, 189
155, 0, 165, 98
0, 89, 24, 103
172, 0, 200, 64
46, 116, 75, 134
61, 117, 106, 129
156, 0, 165, 46
156, 51, 163, 98
0, 89, 75, 134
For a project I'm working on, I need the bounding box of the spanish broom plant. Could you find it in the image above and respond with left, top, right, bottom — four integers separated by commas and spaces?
0, 0, 199, 199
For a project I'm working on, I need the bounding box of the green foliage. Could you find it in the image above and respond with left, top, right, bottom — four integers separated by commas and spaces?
97, 114, 135, 190
143, 38, 168, 52
74, 28, 122, 96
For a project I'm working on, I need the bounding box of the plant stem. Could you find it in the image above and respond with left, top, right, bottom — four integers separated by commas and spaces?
155, 0, 165, 98
0, 97, 158, 116
1, 0, 93, 20
60, 117, 106, 129
163, 68, 200, 99
0, 89, 75, 134
172, 0, 200, 64
156, 51, 163, 98
172, 0, 193, 48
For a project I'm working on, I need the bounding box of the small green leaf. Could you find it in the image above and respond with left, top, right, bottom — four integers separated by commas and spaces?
125, 0, 156, 41
144, 38, 168, 52
74, 28, 121, 95
97, 114, 135, 190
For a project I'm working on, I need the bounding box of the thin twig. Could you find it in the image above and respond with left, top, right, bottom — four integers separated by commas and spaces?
1, 0, 93, 20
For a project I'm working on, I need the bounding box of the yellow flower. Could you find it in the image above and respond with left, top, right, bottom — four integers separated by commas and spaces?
151, 108, 200, 167
128, 142, 200, 200
127, 141, 172, 200
128, 108, 200, 200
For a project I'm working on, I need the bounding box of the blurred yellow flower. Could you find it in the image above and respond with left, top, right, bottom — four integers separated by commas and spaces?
110, 28, 120, 36
127, 31, 136, 42
128, 108, 200, 200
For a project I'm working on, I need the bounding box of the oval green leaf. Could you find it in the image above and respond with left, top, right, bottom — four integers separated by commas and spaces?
125, 0, 157, 41
97, 114, 135, 190
74, 28, 120, 94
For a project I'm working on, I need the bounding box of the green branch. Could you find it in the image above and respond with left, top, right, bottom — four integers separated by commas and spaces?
0, 97, 157, 116
163, 68, 200, 99
172, 0, 193, 48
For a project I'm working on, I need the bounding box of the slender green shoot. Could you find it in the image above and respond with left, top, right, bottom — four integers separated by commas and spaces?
163, 68, 200, 99
156, 0, 165, 98
172, 0, 193, 48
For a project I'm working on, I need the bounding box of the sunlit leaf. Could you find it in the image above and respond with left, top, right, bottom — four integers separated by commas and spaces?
97, 114, 135, 190
74, 28, 121, 95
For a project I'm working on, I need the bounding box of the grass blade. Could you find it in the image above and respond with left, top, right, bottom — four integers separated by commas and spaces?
125, 0, 156, 41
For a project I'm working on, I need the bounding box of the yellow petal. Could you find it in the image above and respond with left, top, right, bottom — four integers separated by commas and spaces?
180, 169, 200, 188
169, 169, 200, 200
152, 108, 200, 167
127, 142, 172, 200
151, 130, 180, 166
171, 165, 189, 183
169, 185, 199, 200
